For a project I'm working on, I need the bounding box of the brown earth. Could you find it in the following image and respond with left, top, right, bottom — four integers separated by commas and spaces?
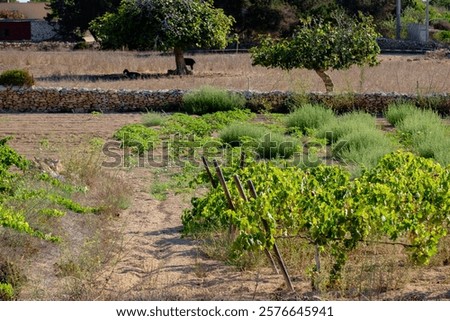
0, 113, 449, 301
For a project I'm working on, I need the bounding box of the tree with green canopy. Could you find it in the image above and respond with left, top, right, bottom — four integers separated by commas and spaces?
90, 0, 235, 75
250, 11, 381, 92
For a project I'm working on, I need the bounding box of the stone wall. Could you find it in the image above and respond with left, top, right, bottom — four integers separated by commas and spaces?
1, 86, 450, 115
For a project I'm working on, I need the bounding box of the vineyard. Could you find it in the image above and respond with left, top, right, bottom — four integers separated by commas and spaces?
1, 89, 450, 299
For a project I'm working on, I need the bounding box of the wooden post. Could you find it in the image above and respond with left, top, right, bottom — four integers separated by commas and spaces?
213, 160, 237, 236
201, 156, 217, 188
247, 179, 295, 293
233, 174, 279, 275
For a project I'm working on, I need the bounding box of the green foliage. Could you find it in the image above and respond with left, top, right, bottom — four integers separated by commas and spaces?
285, 104, 335, 135
142, 111, 168, 127
0, 69, 35, 87
182, 151, 450, 284
113, 123, 160, 154
183, 86, 246, 115
332, 128, 395, 171
385, 103, 418, 126
219, 123, 298, 159
90, 0, 234, 51
316, 111, 377, 144
393, 106, 450, 165
161, 113, 212, 137
250, 11, 380, 91
200, 109, 254, 130
0, 137, 99, 241
433, 30, 450, 44
0, 282, 14, 301
219, 123, 267, 146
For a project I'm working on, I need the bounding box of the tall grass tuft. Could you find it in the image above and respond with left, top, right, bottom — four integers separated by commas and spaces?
182, 86, 246, 115
142, 111, 167, 127
385, 103, 417, 126
219, 122, 266, 147
316, 111, 377, 144
285, 104, 335, 134
219, 123, 298, 159
333, 128, 395, 171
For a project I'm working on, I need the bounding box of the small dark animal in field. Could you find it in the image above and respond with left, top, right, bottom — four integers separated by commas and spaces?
184, 58, 195, 70
123, 69, 141, 79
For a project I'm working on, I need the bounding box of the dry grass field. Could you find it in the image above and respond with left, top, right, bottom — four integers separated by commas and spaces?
1, 49, 450, 301
1, 49, 450, 93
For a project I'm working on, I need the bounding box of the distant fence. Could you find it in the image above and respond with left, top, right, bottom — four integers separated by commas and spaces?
1, 86, 450, 115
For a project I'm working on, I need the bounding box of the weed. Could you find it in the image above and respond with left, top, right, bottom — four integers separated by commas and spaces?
385, 103, 419, 126
142, 111, 168, 127
285, 104, 335, 135
332, 128, 395, 171
316, 111, 376, 145
182, 86, 246, 115
219, 123, 266, 147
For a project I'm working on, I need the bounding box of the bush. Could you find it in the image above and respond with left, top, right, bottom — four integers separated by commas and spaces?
0, 283, 14, 301
385, 103, 418, 126
316, 111, 376, 144
285, 104, 335, 134
333, 128, 395, 171
433, 30, 450, 44
142, 111, 167, 127
182, 86, 246, 115
255, 132, 298, 159
219, 123, 266, 147
0, 69, 35, 87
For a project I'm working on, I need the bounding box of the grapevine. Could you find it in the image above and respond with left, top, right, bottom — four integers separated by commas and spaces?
182, 151, 450, 284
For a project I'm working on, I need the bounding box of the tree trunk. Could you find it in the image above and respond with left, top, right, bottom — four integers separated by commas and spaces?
315, 69, 334, 93
173, 47, 188, 75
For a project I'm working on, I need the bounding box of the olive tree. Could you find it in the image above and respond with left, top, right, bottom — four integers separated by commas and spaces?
90, 0, 234, 75
250, 12, 380, 92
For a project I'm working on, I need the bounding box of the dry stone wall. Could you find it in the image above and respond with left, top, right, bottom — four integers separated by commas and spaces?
1, 86, 449, 115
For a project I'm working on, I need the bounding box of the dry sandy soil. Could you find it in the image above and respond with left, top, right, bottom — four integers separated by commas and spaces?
1, 112, 449, 301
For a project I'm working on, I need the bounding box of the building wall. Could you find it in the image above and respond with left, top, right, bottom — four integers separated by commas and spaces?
0, 21, 31, 41
31, 20, 57, 41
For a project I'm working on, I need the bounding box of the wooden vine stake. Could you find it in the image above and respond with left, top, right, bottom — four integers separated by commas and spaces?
201, 156, 217, 188
247, 179, 295, 293
213, 160, 237, 237
233, 174, 279, 275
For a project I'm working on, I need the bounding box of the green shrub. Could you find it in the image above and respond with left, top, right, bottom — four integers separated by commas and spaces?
182, 86, 246, 115
333, 128, 395, 170
285, 104, 335, 134
219, 123, 266, 147
316, 111, 376, 144
396, 109, 445, 150
255, 132, 298, 159
433, 30, 450, 44
0, 69, 35, 87
0, 282, 14, 300
395, 109, 450, 165
385, 103, 418, 126
113, 124, 159, 154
